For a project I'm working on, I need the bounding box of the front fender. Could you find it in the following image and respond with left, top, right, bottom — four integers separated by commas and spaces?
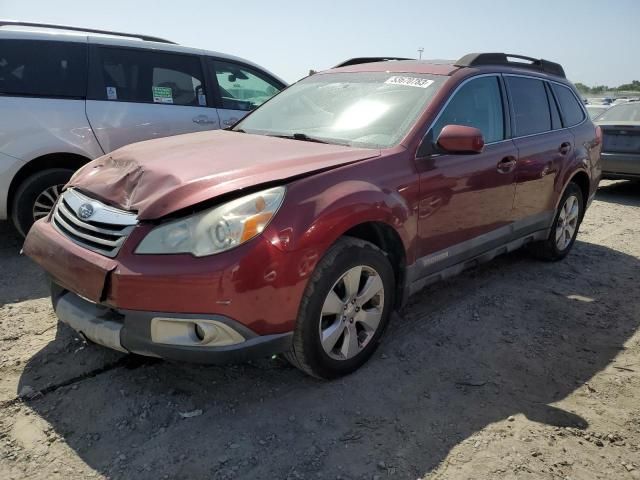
266, 172, 415, 261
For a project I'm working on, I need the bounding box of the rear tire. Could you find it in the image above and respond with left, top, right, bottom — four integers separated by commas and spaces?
530, 182, 584, 261
11, 168, 74, 236
286, 237, 395, 379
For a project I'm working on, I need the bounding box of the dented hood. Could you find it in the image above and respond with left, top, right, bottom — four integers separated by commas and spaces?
68, 130, 380, 220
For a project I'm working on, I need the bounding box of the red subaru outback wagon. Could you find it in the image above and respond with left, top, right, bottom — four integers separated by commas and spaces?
24, 53, 601, 379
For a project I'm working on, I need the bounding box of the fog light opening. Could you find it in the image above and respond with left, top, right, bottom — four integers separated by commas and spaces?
194, 323, 206, 342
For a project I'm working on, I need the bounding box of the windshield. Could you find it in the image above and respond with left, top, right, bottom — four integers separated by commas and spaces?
596, 103, 640, 122
234, 72, 447, 148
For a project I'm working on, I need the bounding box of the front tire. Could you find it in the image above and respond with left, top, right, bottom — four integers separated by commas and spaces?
530, 182, 584, 261
286, 237, 395, 379
11, 168, 74, 236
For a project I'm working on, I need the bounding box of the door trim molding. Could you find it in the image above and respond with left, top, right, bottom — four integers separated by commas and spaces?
406, 211, 553, 297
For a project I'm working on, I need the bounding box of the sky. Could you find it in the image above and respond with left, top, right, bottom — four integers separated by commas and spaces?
1, 0, 638, 86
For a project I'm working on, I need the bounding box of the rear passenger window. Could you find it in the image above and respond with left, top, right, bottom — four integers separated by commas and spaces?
431, 76, 505, 144
552, 84, 586, 127
90, 47, 205, 106
0, 40, 87, 98
506, 77, 551, 136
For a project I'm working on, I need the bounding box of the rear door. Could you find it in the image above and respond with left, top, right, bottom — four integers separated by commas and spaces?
0, 37, 103, 161
86, 45, 220, 153
206, 58, 284, 128
506, 75, 574, 225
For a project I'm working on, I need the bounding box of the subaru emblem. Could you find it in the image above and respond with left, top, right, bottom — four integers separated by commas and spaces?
78, 203, 94, 220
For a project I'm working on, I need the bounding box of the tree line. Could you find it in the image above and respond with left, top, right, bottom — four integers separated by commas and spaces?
574, 80, 640, 94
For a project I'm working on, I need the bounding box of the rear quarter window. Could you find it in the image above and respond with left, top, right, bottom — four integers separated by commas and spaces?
552, 84, 586, 127
0, 39, 87, 98
506, 76, 551, 137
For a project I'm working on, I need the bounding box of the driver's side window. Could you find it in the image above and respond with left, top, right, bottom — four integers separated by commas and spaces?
431, 76, 505, 146
210, 59, 282, 112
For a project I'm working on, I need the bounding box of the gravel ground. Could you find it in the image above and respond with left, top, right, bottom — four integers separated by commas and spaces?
0, 180, 639, 480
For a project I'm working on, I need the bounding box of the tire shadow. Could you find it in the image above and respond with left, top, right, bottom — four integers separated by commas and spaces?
596, 179, 640, 206
15, 239, 640, 479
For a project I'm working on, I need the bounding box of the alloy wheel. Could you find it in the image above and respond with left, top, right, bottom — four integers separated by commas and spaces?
555, 194, 579, 251
318, 265, 385, 360
32, 184, 63, 221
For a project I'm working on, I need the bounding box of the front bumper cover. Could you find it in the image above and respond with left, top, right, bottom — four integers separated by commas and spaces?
51, 283, 293, 364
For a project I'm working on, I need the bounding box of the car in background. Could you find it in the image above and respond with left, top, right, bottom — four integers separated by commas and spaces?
586, 104, 609, 119
0, 21, 286, 235
24, 52, 601, 378
596, 102, 640, 181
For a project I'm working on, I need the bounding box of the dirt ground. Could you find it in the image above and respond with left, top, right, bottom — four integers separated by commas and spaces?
0, 180, 639, 480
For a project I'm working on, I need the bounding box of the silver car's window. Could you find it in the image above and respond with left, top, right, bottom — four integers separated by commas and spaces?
0, 39, 87, 98
235, 72, 446, 148
90, 47, 206, 107
210, 60, 282, 112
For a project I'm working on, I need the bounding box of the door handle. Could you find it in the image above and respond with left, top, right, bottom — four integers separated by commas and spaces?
223, 118, 239, 127
559, 142, 572, 155
497, 156, 517, 173
192, 115, 217, 125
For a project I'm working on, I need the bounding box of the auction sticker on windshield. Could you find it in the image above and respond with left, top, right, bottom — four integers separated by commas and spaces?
152, 86, 174, 104
385, 76, 434, 88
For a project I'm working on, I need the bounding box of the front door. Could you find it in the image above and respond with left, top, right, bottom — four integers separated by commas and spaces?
206, 58, 284, 128
415, 75, 517, 273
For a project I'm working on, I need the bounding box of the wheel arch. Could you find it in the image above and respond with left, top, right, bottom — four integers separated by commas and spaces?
568, 170, 590, 215
7, 152, 90, 214
341, 221, 408, 309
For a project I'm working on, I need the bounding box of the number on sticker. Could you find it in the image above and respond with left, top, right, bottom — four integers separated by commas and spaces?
385, 76, 434, 89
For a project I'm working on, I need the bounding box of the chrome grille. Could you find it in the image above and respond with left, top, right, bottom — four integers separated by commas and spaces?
52, 189, 137, 257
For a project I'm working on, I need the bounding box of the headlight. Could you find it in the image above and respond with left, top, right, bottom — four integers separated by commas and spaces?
136, 186, 285, 256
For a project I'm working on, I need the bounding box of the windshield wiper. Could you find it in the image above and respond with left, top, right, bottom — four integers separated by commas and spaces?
269, 133, 331, 144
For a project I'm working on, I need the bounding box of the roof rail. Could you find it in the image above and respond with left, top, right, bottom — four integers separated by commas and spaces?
334, 57, 412, 68
455, 53, 565, 78
0, 20, 176, 44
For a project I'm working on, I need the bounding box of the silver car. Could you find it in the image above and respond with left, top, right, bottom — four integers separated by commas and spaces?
596, 102, 640, 181
0, 21, 286, 235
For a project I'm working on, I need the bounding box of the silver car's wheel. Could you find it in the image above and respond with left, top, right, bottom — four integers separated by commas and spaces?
319, 265, 385, 360
32, 184, 63, 221
555, 194, 579, 251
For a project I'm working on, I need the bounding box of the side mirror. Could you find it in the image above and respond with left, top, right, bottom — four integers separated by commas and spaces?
436, 125, 485, 154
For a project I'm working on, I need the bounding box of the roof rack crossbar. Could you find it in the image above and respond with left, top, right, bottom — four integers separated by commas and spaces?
455, 52, 566, 78
0, 20, 176, 44
334, 57, 412, 68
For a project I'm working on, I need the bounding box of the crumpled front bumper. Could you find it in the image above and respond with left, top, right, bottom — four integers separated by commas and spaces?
51, 283, 293, 364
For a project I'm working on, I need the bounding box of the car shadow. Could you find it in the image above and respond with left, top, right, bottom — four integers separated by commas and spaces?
0, 221, 48, 305
15, 239, 640, 479
596, 179, 640, 206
